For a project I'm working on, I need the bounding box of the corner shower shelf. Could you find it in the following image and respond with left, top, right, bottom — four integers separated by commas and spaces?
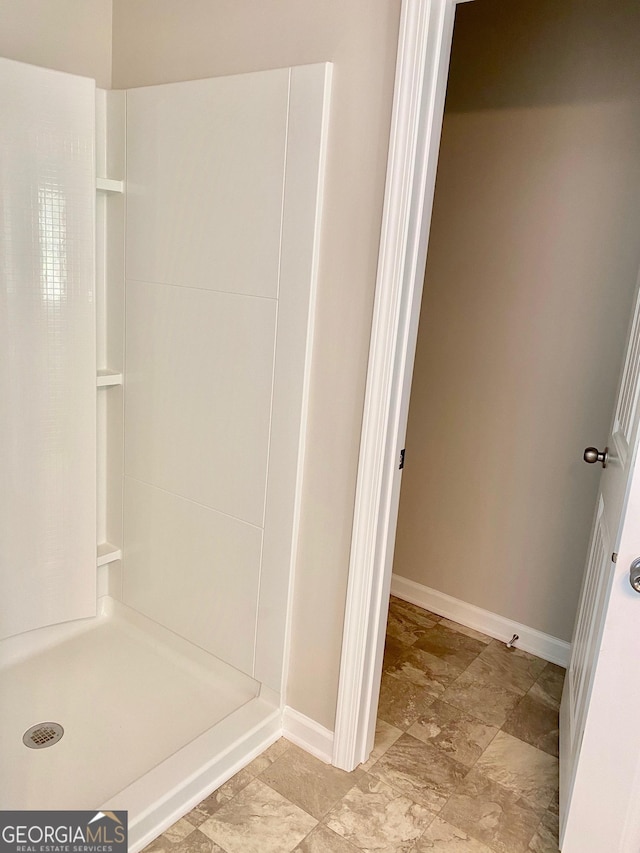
96, 177, 124, 193
97, 542, 122, 567
97, 370, 123, 387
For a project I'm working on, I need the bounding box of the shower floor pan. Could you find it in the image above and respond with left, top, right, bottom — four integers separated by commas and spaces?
0, 596, 281, 850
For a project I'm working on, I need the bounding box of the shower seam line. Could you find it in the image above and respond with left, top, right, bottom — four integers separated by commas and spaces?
126, 276, 278, 303
250, 65, 292, 677
124, 474, 265, 532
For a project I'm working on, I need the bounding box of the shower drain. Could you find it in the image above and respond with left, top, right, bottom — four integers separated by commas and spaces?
22, 722, 64, 749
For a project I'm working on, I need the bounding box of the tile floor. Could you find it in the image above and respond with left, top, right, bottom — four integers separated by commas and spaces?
144, 597, 563, 853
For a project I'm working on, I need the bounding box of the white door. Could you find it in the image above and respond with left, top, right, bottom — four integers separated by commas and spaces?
560, 270, 640, 851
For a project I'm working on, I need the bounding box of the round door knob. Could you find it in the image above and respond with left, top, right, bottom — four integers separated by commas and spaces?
583, 446, 608, 468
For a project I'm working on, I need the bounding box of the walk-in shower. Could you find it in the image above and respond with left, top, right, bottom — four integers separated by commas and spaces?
0, 56, 331, 850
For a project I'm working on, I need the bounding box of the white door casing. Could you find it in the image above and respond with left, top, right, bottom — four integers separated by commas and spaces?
333, 0, 462, 772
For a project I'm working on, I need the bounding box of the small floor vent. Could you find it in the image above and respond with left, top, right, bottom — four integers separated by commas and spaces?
23, 722, 64, 749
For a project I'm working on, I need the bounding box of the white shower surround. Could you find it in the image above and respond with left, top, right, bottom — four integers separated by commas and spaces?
120, 64, 332, 693
0, 58, 97, 640
0, 59, 332, 851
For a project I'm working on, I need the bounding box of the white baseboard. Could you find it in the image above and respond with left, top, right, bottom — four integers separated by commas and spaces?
391, 574, 571, 667
124, 700, 338, 852
282, 705, 334, 764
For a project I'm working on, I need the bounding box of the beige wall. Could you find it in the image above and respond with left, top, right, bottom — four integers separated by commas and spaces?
393, 0, 640, 641
111, 0, 401, 728
0, 0, 112, 88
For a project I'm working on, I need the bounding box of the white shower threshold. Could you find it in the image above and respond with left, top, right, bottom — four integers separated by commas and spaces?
0, 596, 281, 851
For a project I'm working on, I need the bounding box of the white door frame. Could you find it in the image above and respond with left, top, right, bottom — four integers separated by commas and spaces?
333, 0, 472, 771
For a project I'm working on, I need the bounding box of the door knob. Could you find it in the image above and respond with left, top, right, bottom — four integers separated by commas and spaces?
583, 446, 608, 468
630, 559, 640, 593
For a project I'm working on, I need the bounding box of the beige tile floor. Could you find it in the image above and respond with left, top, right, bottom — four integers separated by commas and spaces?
144, 597, 563, 853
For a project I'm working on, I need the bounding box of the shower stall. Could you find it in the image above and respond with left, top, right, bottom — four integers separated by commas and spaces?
0, 56, 331, 850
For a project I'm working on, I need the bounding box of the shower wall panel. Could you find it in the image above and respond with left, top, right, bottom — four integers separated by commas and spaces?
124, 280, 276, 528
0, 58, 96, 640
125, 71, 288, 300
122, 65, 331, 685
123, 69, 288, 674
124, 478, 263, 673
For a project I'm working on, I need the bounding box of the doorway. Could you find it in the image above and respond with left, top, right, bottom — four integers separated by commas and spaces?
391, 0, 640, 667
334, 0, 640, 783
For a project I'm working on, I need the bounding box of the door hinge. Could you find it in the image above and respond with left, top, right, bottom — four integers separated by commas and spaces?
612, 552, 618, 563
399, 448, 405, 470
